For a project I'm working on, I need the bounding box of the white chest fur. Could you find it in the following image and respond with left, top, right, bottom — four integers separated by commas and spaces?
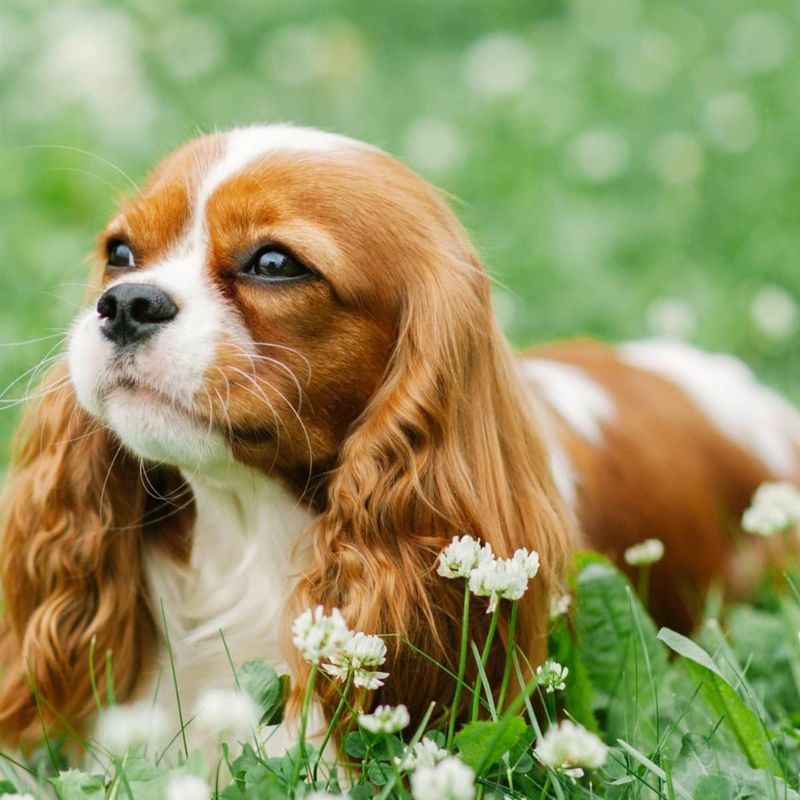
139, 463, 315, 755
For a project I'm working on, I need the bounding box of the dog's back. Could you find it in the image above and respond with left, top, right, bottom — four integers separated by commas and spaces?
520, 338, 800, 630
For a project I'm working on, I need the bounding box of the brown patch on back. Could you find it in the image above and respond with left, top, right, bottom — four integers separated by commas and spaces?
525, 339, 773, 631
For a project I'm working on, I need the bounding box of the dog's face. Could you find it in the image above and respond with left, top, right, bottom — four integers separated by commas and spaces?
67, 125, 453, 483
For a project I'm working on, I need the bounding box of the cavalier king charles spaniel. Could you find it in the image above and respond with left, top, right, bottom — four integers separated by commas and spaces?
1, 124, 798, 750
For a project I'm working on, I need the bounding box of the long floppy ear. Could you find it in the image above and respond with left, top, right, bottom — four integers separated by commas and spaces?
289, 231, 572, 724
0, 360, 186, 745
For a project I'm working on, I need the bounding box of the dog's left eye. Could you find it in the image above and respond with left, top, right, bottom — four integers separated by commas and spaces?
107, 240, 136, 269
244, 248, 310, 282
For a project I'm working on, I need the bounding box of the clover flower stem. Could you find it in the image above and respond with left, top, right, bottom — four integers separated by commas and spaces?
88, 635, 102, 713
496, 600, 518, 714
470, 604, 501, 721
539, 773, 551, 799
291, 664, 318, 792
312, 670, 353, 782
388, 751, 410, 800
359, 740, 374, 787
160, 599, 188, 759
446, 580, 472, 748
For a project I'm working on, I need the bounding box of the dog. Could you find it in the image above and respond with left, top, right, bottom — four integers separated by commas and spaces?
1, 124, 798, 750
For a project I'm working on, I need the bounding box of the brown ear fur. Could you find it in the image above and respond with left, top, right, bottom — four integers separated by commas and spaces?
0, 360, 187, 745
288, 226, 572, 725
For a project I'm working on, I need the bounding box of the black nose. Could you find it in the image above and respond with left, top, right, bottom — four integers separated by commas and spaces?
96, 283, 178, 347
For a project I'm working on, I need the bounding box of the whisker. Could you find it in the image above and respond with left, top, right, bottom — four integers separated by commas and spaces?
20, 144, 140, 192
52, 417, 107, 447
211, 366, 239, 442
223, 366, 285, 465
0, 375, 72, 411
42, 293, 89, 313
227, 366, 285, 435
108, 483, 197, 533
204, 385, 219, 442
0, 332, 67, 348
0, 349, 67, 406
228, 366, 314, 489
237, 350, 307, 407
98, 440, 126, 514
41, 166, 125, 195
247, 341, 312, 382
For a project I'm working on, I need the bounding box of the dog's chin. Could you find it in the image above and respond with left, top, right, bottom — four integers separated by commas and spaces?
100, 384, 228, 469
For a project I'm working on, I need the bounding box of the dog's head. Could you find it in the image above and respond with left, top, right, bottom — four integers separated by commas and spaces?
1, 125, 570, 741
69, 126, 450, 483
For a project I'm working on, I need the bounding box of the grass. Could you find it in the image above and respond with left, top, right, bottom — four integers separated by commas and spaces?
2, 548, 800, 798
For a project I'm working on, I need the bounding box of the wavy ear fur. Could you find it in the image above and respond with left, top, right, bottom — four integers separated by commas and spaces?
289, 223, 572, 725
0, 360, 188, 745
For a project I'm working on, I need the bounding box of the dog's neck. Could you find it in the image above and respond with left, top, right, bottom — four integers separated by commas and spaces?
141, 461, 315, 754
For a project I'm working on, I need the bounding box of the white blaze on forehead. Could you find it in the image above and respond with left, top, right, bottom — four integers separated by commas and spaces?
70, 124, 372, 469
195, 124, 368, 214
619, 339, 800, 476
521, 359, 615, 445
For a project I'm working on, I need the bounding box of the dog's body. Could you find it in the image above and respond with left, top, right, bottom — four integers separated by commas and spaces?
1, 125, 798, 752
140, 338, 800, 753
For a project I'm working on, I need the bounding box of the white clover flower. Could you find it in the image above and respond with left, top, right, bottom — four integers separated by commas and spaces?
649, 134, 705, 188
322, 631, 389, 690
703, 91, 759, 153
94, 701, 169, 754
411, 755, 476, 800
624, 538, 665, 567
742, 482, 800, 536
468, 556, 529, 613
549, 592, 571, 619
568, 128, 629, 183
405, 116, 466, 174
728, 12, 791, 74
437, 535, 493, 579
536, 660, 569, 693
292, 606, 351, 665
463, 33, 533, 98
165, 775, 211, 800
646, 296, 698, 339
615, 30, 678, 94
751, 285, 798, 341
194, 688, 258, 740
396, 736, 449, 770
511, 547, 540, 579
535, 720, 608, 774
0, 794, 35, 800
358, 704, 410, 734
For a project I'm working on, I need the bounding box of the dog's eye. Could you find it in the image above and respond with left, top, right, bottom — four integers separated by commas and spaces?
107, 240, 135, 269
244, 248, 309, 282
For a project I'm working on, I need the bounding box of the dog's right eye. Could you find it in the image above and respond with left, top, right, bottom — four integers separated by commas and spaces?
107, 240, 136, 269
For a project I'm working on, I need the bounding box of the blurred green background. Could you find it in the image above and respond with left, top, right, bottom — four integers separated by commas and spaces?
1, 0, 799, 467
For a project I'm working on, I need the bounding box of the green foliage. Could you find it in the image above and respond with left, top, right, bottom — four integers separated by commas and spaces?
50, 770, 104, 800
454, 717, 528, 770
671, 735, 800, 800
237, 660, 290, 727
575, 558, 666, 749
4, 556, 799, 798
658, 628, 770, 770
